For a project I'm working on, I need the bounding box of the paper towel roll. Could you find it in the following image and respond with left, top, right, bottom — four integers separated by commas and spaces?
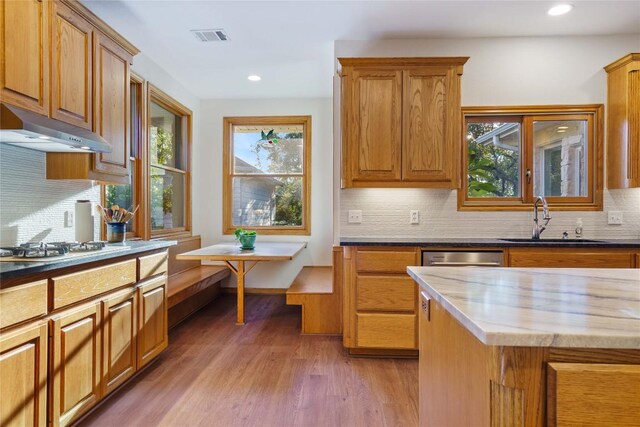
75, 200, 94, 243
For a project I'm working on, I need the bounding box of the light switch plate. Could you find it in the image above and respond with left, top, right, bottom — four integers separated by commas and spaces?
348, 210, 362, 224
608, 211, 623, 225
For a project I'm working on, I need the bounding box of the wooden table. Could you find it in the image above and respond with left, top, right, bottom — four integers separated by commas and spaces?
176, 242, 306, 324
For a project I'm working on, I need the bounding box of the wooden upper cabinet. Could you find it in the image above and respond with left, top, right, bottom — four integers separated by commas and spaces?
348, 69, 403, 182
50, 0, 93, 130
45, 0, 139, 184
403, 67, 460, 186
93, 31, 131, 178
605, 53, 640, 189
0, 0, 49, 115
340, 57, 468, 188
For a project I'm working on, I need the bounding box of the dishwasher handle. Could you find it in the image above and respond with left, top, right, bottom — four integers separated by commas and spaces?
427, 261, 502, 266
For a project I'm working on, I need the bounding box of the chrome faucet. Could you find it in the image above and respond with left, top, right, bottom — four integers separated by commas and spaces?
532, 196, 551, 239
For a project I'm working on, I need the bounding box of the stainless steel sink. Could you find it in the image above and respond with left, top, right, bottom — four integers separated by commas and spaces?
500, 238, 604, 243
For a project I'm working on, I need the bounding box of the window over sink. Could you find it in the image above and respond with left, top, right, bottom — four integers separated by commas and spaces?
459, 105, 603, 211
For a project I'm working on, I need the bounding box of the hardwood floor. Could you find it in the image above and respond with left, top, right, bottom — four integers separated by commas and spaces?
80, 294, 418, 427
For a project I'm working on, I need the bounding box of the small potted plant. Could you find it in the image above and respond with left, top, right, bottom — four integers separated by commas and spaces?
234, 228, 257, 249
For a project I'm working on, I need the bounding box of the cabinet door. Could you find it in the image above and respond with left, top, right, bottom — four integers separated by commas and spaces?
50, 1, 92, 130
347, 69, 402, 183
93, 31, 131, 177
0, 321, 48, 427
50, 302, 102, 427
606, 55, 640, 189
102, 288, 137, 396
0, 0, 49, 115
137, 275, 168, 369
403, 67, 458, 186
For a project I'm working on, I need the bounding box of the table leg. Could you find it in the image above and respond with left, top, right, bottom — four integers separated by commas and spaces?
236, 260, 245, 325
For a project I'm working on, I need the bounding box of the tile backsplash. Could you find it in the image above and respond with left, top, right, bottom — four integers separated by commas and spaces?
340, 188, 640, 239
0, 144, 100, 246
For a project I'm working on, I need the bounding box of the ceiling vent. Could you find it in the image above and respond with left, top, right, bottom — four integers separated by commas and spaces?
191, 29, 230, 42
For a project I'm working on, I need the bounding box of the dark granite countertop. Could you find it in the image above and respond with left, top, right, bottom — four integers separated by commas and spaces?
0, 240, 176, 281
340, 237, 640, 249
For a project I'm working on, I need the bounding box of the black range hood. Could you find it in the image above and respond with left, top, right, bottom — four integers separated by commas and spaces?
0, 103, 112, 153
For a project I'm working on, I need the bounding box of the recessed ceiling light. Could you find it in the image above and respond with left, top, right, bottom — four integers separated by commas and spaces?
38, 136, 50, 140
80, 146, 91, 150
248, 75, 261, 82
548, 4, 573, 16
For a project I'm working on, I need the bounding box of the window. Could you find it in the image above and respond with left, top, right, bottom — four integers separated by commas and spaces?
223, 116, 311, 235
103, 73, 145, 238
459, 105, 603, 211
149, 84, 192, 236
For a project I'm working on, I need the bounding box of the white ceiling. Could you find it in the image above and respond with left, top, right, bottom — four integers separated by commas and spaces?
82, 1, 640, 99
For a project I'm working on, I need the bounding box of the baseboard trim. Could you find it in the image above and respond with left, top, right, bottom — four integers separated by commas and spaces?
221, 287, 287, 295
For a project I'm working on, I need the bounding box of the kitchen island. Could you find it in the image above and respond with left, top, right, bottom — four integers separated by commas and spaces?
407, 267, 640, 427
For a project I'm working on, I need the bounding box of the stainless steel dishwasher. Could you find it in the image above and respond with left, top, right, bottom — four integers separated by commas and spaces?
422, 250, 503, 267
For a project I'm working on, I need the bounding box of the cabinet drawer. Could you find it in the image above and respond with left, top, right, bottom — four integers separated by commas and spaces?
52, 259, 136, 310
508, 249, 634, 268
138, 251, 168, 281
0, 280, 47, 329
357, 276, 415, 312
356, 249, 417, 273
356, 313, 416, 349
547, 363, 640, 426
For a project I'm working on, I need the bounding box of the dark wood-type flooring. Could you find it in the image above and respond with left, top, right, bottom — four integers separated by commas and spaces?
80, 294, 418, 427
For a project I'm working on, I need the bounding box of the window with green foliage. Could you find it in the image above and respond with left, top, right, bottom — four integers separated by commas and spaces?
223, 116, 311, 235
460, 106, 603, 211
149, 86, 192, 236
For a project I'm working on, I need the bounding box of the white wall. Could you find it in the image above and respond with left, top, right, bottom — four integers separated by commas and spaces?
198, 98, 334, 289
335, 35, 640, 240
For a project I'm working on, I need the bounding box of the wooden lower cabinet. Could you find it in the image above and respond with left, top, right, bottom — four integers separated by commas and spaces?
547, 363, 640, 426
102, 288, 137, 396
137, 275, 168, 368
50, 302, 102, 427
0, 320, 48, 427
419, 291, 640, 426
508, 247, 637, 268
343, 246, 419, 354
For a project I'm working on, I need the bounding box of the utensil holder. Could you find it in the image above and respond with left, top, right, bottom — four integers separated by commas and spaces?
106, 223, 126, 243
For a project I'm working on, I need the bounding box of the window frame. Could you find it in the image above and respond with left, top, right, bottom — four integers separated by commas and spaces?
458, 105, 603, 211
101, 72, 146, 240
148, 84, 193, 239
222, 115, 312, 235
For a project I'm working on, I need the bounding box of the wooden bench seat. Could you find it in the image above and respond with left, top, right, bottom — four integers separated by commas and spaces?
286, 262, 341, 335
166, 236, 230, 328
168, 266, 230, 308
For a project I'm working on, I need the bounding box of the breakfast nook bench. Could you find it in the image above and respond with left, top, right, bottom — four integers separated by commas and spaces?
285, 247, 343, 334
167, 236, 230, 327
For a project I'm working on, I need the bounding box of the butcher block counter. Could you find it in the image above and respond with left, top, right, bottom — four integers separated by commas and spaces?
407, 267, 640, 427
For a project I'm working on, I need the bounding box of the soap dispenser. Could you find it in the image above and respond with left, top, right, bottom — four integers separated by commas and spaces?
575, 218, 583, 239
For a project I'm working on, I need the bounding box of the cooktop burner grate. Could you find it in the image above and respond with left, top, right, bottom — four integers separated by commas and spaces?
1, 241, 108, 258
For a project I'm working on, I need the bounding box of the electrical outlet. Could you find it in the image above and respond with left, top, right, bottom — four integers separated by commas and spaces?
410, 210, 419, 224
608, 211, 623, 225
348, 210, 362, 224
65, 211, 74, 228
